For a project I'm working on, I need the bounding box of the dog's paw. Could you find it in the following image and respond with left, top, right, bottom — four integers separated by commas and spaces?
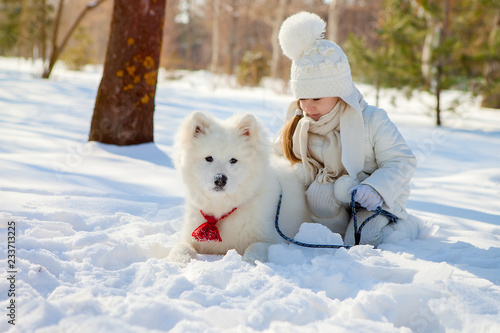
242, 242, 270, 264
167, 243, 197, 264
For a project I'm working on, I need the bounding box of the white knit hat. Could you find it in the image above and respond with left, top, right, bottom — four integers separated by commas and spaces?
279, 11, 362, 113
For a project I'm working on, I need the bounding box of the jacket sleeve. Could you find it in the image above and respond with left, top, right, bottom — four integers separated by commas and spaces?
361, 109, 417, 211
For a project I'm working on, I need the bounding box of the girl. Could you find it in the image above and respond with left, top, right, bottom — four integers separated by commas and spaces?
277, 12, 417, 246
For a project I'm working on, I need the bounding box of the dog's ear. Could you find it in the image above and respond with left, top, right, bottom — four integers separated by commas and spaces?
173, 112, 212, 169
237, 114, 258, 138
189, 112, 211, 138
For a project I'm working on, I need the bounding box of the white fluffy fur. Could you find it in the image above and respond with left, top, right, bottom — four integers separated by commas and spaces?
278, 11, 326, 60
168, 112, 309, 264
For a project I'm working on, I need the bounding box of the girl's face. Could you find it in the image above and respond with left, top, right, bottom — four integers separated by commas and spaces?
299, 97, 340, 121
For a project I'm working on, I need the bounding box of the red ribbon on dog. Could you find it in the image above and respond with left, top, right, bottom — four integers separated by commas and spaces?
192, 208, 237, 242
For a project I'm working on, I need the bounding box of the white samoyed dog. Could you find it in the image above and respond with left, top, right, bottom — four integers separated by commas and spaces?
168, 111, 309, 264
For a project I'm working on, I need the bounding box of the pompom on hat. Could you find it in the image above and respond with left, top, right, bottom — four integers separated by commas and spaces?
279, 11, 363, 113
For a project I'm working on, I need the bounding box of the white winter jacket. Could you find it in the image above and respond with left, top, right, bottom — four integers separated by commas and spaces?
356, 105, 416, 219
283, 99, 417, 220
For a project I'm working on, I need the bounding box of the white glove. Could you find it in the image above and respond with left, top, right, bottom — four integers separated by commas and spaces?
350, 185, 383, 211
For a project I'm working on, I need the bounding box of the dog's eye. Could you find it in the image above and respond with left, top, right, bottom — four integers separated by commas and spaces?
205, 156, 213, 162
230, 158, 238, 164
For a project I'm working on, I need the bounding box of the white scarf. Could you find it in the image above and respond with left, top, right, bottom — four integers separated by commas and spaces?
292, 101, 348, 185
281, 87, 367, 182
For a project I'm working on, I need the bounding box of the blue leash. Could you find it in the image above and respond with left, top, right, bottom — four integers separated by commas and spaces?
350, 190, 398, 245
275, 189, 398, 248
274, 192, 351, 249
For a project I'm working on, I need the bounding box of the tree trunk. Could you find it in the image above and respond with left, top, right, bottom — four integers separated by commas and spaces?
42, 0, 64, 78
270, 0, 288, 79
18, 0, 32, 58
228, 0, 239, 75
421, 22, 440, 86
39, 0, 47, 62
328, 0, 345, 42
210, 0, 220, 73
434, 0, 450, 126
182, 0, 194, 70
89, 0, 166, 145
481, 8, 500, 109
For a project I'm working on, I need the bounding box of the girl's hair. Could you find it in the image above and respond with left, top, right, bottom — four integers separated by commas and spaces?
281, 100, 303, 164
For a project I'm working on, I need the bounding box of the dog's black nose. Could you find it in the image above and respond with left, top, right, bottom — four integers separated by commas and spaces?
214, 173, 228, 189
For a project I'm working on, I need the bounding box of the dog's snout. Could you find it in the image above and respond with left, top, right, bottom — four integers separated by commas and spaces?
214, 174, 228, 189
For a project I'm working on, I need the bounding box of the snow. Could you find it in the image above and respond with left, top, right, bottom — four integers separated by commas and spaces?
1, 57, 500, 332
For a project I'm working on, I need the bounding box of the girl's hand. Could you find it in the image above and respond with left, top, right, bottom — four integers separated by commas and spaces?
350, 185, 383, 211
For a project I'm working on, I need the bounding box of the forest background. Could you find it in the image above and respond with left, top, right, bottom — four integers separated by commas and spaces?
1, 0, 500, 125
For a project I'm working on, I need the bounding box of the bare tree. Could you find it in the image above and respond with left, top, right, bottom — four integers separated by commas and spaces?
38, 0, 48, 62
222, 0, 239, 74
327, 0, 346, 42
42, 0, 107, 79
89, 0, 166, 145
211, 0, 220, 73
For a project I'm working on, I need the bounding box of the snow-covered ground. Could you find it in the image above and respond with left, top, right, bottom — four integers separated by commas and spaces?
1, 57, 499, 332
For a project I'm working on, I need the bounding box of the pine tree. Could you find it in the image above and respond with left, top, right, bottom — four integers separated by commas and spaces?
345, 0, 424, 106
464, 0, 500, 109
347, 0, 499, 126
0, 0, 21, 54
